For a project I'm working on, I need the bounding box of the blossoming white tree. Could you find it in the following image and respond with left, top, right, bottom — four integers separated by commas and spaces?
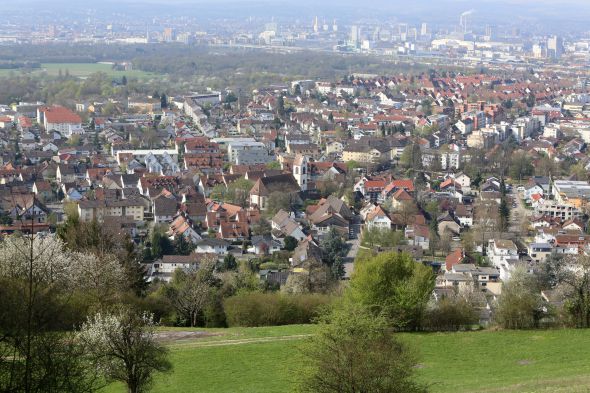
0, 234, 114, 392
80, 308, 171, 393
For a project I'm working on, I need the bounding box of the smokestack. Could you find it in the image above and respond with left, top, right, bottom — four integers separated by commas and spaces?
459, 10, 475, 33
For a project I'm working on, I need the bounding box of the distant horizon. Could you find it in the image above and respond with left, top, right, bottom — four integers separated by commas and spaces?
2, 0, 590, 33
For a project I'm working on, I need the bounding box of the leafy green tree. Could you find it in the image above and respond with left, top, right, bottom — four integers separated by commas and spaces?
499, 197, 510, 232
210, 178, 253, 207
150, 231, 173, 260
298, 304, 427, 393
276, 95, 285, 116
283, 236, 298, 251
400, 143, 423, 170
121, 234, 148, 297
349, 252, 435, 330
224, 92, 238, 103
421, 99, 433, 116
219, 254, 238, 272
58, 218, 116, 256
0, 212, 12, 225
346, 160, 360, 171
320, 228, 347, 280
361, 228, 405, 248
265, 161, 281, 170
173, 235, 193, 256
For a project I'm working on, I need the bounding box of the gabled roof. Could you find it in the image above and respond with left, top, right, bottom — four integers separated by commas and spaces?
392, 189, 413, 201
218, 221, 249, 239
366, 205, 390, 222
154, 195, 178, 217
291, 237, 323, 268
445, 248, 464, 271
250, 173, 300, 197
307, 195, 352, 224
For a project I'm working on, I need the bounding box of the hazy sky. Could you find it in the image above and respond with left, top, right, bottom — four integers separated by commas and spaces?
3, 0, 590, 27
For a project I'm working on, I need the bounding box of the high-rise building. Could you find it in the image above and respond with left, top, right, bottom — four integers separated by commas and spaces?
532, 44, 545, 59
313, 16, 319, 33
372, 27, 380, 42
332, 19, 338, 32
265, 22, 278, 33
547, 35, 564, 59
398, 23, 408, 35
485, 25, 493, 39
420, 23, 428, 36
162, 27, 175, 43
351, 25, 361, 48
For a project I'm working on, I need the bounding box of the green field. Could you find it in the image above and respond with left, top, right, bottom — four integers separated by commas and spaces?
0, 63, 156, 79
102, 325, 590, 393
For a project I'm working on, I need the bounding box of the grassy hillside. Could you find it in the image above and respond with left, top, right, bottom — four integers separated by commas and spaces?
102, 326, 590, 393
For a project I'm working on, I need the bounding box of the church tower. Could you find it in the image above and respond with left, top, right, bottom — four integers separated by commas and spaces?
293, 154, 309, 192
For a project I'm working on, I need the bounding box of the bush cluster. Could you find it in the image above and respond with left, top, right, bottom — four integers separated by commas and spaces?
224, 292, 332, 327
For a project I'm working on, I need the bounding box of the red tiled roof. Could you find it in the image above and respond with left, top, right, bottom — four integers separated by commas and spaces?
445, 248, 464, 271
364, 180, 387, 189
393, 189, 413, 201
42, 106, 81, 124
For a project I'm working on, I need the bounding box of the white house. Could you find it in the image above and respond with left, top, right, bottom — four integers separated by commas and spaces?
524, 185, 544, 202
195, 238, 229, 254
38, 106, 83, 137
453, 173, 471, 193
487, 239, 520, 281
147, 254, 207, 283
365, 206, 392, 230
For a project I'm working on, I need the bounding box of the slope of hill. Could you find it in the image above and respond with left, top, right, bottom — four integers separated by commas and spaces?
102, 325, 590, 393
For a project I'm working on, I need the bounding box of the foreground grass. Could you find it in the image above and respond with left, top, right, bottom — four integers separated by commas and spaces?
102, 326, 590, 393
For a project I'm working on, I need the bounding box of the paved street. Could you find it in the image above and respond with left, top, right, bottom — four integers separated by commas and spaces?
509, 188, 531, 233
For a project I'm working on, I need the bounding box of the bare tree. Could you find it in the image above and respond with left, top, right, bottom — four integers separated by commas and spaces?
552, 255, 590, 328
165, 257, 219, 327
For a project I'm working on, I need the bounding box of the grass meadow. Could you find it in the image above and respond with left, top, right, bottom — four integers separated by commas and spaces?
101, 325, 590, 393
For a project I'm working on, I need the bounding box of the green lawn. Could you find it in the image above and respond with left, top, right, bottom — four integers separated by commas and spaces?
102, 326, 590, 393
0, 63, 156, 79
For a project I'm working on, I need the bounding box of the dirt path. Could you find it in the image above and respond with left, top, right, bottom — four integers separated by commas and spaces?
155, 330, 221, 343
168, 334, 313, 348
